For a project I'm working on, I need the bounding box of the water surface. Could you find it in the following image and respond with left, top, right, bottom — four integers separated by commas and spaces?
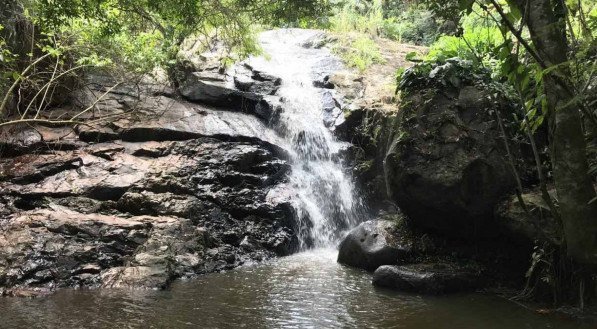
0, 250, 588, 329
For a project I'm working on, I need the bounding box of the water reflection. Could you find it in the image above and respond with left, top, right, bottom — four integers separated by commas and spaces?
0, 250, 590, 329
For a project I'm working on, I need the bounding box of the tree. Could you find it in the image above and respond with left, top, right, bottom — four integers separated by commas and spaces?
513, 0, 597, 265
428, 0, 597, 264
0, 0, 330, 125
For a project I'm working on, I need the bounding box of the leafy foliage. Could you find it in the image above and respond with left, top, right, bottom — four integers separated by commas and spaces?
381, 4, 441, 45
30, 0, 329, 72
339, 36, 385, 71
397, 57, 495, 93
426, 11, 504, 65
0, 0, 329, 123
328, 0, 444, 46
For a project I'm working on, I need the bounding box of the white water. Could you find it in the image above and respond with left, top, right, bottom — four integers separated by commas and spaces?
245, 29, 364, 249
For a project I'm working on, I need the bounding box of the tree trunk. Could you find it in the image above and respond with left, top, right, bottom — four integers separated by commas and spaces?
525, 0, 597, 264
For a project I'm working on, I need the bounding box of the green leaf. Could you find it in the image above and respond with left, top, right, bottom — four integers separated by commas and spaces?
521, 74, 531, 92
458, 0, 475, 13
505, 0, 522, 21
405, 52, 420, 62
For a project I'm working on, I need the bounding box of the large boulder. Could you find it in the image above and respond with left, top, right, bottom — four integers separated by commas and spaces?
342, 61, 540, 237
175, 42, 282, 113
383, 81, 518, 237
337, 219, 416, 271
177, 70, 263, 110
373, 262, 484, 294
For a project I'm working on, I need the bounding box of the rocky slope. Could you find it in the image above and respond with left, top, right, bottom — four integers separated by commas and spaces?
0, 87, 298, 295
0, 29, 352, 295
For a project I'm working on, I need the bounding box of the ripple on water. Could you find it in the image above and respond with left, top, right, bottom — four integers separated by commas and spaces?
0, 249, 590, 329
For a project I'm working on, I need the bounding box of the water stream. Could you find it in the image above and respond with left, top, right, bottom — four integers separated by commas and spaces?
246, 29, 364, 249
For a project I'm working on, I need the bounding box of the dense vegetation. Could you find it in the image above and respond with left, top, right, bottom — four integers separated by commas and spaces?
399, 0, 596, 305
0, 0, 328, 126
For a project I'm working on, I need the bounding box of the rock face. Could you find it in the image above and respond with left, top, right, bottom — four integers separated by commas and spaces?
496, 188, 561, 246
335, 63, 538, 293
373, 263, 483, 294
337, 219, 415, 271
0, 79, 297, 293
0, 28, 357, 294
175, 46, 283, 117
383, 85, 517, 236
342, 74, 526, 237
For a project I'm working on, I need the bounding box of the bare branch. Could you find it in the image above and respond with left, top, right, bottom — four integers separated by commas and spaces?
0, 52, 53, 116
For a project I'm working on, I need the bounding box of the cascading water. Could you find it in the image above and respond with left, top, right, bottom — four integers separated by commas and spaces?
245, 29, 365, 249
0, 28, 587, 329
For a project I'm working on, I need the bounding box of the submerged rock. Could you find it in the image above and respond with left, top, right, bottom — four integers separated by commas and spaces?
373, 262, 484, 294
337, 219, 415, 271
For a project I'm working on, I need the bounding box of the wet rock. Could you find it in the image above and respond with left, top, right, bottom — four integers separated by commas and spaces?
178, 71, 260, 110
99, 215, 203, 289
0, 127, 296, 292
117, 191, 205, 218
234, 66, 281, 95
328, 71, 364, 101
313, 75, 335, 89
0, 207, 151, 289
337, 219, 415, 271
0, 28, 353, 294
382, 85, 518, 237
373, 262, 484, 294
496, 188, 561, 246
101, 266, 170, 289
176, 56, 283, 113
254, 96, 283, 123
0, 126, 82, 157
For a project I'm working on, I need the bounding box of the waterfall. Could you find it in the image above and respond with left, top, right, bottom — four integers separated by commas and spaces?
246, 29, 364, 249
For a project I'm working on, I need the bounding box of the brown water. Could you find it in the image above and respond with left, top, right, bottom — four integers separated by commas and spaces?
0, 249, 590, 329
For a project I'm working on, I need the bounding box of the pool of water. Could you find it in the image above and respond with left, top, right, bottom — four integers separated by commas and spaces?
0, 250, 589, 329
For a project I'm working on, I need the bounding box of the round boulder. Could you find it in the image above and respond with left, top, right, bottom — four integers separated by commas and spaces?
384, 84, 519, 237
373, 262, 483, 294
337, 219, 414, 271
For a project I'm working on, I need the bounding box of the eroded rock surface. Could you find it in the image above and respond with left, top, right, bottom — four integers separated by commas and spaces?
343, 76, 528, 237
383, 84, 517, 236
0, 67, 303, 294
0, 28, 359, 295
0, 132, 296, 294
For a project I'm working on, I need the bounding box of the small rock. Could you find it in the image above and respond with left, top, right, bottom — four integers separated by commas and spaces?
337, 220, 414, 271
239, 236, 255, 251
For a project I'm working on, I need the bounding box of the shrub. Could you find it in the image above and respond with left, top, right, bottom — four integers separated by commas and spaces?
329, 1, 442, 46
426, 11, 504, 65
380, 5, 441, 45
339, 36, 385, 71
